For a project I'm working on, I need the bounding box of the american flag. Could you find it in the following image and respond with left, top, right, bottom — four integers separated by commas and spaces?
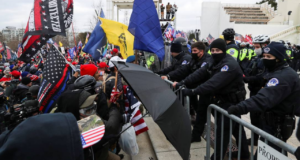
235, 33, 245, 42
6, 48, 11, 60
81, 125, 105, 149
17, 44, 22, 58
163, 23, 174, 40
110, 86, 121, 104
38, 46, 70, 113
123, 86, 148, 135
245, 35, 253, 45
207, 34, 215, 44
77, 41, 83, 53
0, 42, 4, 52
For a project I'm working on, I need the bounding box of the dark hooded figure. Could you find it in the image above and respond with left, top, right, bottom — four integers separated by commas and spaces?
0, 113, 84, 160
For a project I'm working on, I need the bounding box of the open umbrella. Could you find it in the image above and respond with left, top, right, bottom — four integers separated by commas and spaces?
112, 61, 191, 160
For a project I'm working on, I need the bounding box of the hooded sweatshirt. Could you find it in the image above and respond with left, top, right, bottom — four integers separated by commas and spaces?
0, 113, 84, 160
13, 83, 29, 102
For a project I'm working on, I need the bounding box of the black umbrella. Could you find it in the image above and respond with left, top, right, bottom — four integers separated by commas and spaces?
112, 61, 191, 160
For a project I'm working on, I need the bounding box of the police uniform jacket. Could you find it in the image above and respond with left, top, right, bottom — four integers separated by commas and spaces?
157, 52, 192, 75
237, 63, 300, 116
168, 53, 211, 83
182, 54, 245, 97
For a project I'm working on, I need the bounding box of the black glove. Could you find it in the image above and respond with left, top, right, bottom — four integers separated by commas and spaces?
227, 105, 240, 115
182, 89, 195, 97
175, 82, 183, 90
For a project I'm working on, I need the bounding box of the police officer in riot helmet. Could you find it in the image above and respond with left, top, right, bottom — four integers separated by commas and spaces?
176, 38, 250, 160
228, 42, 300, 157
155, 42, 192, 76
222, 28, 239, 60
243, 34, 269, 145
173, 37, 190, 54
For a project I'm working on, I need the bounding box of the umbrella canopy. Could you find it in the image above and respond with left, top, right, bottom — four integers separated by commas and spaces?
112, 61, 191, 160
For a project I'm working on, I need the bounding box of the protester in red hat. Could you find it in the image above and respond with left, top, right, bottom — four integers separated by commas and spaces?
72, 61, 78, 66
111, 48, 119, 57
0, 70, 12, 82
11, 70, 21, 79
5, 70, 21, 97
80, 64, 99, 80
29, 75, 40, 85
98, 62, 109, 72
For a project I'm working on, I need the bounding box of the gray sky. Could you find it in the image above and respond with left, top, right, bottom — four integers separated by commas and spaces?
0, 0, 261, 32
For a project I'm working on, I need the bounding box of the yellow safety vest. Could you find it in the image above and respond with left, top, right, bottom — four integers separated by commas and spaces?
226, 48, 239, 60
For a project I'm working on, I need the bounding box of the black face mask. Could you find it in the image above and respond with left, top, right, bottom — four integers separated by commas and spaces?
212, 53, 225, 63
192, 53, 199, 60
263, 59, 277, 71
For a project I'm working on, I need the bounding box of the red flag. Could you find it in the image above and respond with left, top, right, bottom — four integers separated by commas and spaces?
0, 42, 4, 52
245, 35, 253, 45
6, 48, 11, 60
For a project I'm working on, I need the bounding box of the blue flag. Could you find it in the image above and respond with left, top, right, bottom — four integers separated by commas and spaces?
83, 8, 107, 61
128, 0, 165, 61
69, 47, 75, 59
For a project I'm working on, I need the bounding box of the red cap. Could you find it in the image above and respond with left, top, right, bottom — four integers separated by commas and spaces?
34, 65, 38, 68
30, 75, 39, 81
11, 70, 21, 78
98, 62, 109, 68
80, 64, 98, 77
67, 58, 72, 62
72, 61, 78, 65
112, 48, 119, 54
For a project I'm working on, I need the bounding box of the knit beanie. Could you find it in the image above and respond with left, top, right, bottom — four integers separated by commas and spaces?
21, 71, 29, 78
210, 38, 227, 54
80, 64, 98, 77
170, 42, 182, 53
263, 42, 287, 62
22, 77, 31, 85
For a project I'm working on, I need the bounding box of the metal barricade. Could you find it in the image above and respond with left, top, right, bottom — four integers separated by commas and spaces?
206, 104, 298, 160
164, 79, 190, 118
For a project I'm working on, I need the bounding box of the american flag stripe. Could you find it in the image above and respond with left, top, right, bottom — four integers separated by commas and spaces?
82, 126, 105, 149
82, 126, 105, 137
123, 85, 148, 135
38, 83, 52, 102
40, 65, 69, 112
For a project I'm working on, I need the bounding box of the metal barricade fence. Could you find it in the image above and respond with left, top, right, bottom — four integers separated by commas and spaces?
163, 79, 190, 118
205, 104, 298, 160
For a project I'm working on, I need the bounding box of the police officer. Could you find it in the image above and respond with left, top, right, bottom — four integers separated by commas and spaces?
161, 42, 211, 82
294, 45, 300, 71
239, 42, 250, 73
243, 34, 270, 145
176, 38, 249, 160
228, 42, 300, 157
161, 42, 211, 141
285, 44, 294, 68
222, 28, 239, 60
248, 44, 256, 59
202, 39, 211, 54
156, 42, 192, 78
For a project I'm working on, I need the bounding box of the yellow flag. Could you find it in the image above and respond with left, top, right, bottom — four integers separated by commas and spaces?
59, 41, 63, 47
99, 17, 134, 59
171, 16, 176, 21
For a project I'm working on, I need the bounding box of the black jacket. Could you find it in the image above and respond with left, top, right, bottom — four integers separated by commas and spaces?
244, 55, 266, 92
182, 54, 245, 96
13, 84, 29, 103
157, 52, 192, 75
0, 113, 84, 160
237, 63, 300, 116
168, 53, 211, 83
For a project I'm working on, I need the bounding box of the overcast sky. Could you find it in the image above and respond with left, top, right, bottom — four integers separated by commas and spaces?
0, 0, 261, 33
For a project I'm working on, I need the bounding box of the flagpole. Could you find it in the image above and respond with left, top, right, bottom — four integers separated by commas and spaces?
72, 23, 77, 47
